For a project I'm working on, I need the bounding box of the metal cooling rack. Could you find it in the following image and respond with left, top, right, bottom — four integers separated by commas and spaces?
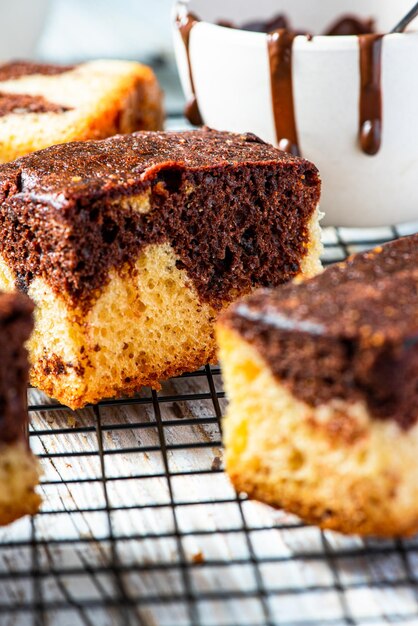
1, 219, 418, 626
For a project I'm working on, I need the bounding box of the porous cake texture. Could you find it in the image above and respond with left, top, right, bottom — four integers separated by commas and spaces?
0, 291, 40, 525
218, 235, 418, 537
0, 129, 322, 409
0, 60, 163, 163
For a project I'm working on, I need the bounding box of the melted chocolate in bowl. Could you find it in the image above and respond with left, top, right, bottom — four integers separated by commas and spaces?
175, 11, 385, 157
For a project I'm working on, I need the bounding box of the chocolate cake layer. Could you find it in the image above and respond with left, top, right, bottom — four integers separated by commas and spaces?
0, 92, 71, 117
0, 61, 76, 82
0, 61, 74, 119
0, 129, 320, 310
0, 292, 33, 442
225, 235, 418, 429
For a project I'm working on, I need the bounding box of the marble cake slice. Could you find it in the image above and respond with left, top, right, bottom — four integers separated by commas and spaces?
0, 60, 163, 163
0, 128, 322, 409
217, 234, 418, 537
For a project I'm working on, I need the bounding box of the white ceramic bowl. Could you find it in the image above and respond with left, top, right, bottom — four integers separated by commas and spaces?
173, 0, 418, 227
0, 0, 50, 60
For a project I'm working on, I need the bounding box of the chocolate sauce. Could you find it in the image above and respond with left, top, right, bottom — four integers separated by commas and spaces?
176, 12, 204, 126
241, 14, 292, 34
221, 13, 374, 37
358, 34, 384, 155
179, 10, 384, 155
267, 30, 300, 156
325, 15, 375, 36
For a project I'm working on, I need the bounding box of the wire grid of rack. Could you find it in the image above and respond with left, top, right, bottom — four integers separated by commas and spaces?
1, 217, 418, 626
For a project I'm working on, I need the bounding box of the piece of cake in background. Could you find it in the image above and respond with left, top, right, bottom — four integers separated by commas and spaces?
0, 291, 40, 525
0, 60, 164, 163
217, 234, 418, 537
0, 128, 321, 409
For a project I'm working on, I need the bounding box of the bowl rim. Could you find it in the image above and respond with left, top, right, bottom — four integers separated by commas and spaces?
173, 0, 418, 42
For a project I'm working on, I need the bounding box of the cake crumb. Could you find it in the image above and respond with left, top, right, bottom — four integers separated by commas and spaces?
192, 550, 204, 564
67, 415, 78, 428
211, 456, 222, 471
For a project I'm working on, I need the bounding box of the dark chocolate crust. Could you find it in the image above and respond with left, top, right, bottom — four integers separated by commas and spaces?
0, 61, 76, 82
0, 129, 320, 310
0, 291, 33, 443
224, 235, 418, 429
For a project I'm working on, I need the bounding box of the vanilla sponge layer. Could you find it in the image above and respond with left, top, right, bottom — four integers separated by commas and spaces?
0, 60, 163, 163
0, 441, 41, 525
217, 325, 418, 537
0, 244, 218, 409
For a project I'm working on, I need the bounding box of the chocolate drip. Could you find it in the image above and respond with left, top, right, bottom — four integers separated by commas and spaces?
215, 11, 385, 157
176, 12, 204, 126
358, 34, 384, 155
267, 30, 300, 156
